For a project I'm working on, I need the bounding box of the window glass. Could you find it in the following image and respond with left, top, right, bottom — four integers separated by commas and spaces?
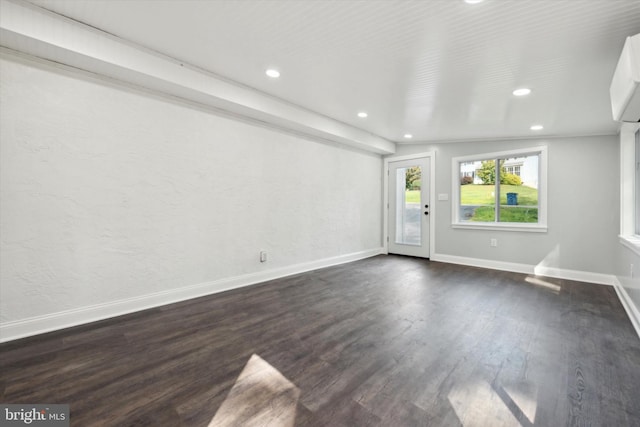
499, 156, 538, 223
459, 160, 495, 221
458, 153, 540, 224
635, 130, 640, 235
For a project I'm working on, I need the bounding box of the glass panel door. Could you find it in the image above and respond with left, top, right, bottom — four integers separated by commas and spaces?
388, 157, 430, 258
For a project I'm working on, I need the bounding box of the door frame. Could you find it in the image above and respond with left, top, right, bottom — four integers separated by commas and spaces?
383, 151, 436, 257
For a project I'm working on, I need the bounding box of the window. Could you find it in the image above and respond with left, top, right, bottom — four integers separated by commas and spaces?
504, 164, 521, 176
636, 129, 640, 235
452, 147, 547, 232
620, 124, 640, 255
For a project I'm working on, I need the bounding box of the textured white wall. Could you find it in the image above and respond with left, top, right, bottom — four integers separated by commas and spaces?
0, 54, 383, 324
393, 135, 619, 275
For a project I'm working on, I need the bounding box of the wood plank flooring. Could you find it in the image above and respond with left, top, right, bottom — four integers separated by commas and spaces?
1, 255, 639, 426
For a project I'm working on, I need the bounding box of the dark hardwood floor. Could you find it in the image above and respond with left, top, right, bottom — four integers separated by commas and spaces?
1, 255, 639, 426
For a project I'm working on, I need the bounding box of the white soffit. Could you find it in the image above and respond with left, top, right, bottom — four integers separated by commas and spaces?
0, 0, 395, 155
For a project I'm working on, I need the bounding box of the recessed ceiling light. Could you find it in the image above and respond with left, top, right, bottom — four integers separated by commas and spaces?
357, 112, 368, 118
265, 69, 280, 78
464, 0, 484, 4
530, 125, 544, 130
513, 88, 531, 96
404, 134, 413, 139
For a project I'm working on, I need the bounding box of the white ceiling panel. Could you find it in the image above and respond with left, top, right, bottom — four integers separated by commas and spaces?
25, 0, 640, 143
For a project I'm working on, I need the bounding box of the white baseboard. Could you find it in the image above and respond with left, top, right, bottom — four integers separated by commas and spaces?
0, 248, 384, 343
430, 253, 534, 275
532, 265, 615, 286
612, 277, 640, 339
430, 253, 614, 285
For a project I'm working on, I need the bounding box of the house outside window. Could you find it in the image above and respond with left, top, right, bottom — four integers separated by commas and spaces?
504, 163, 521, 177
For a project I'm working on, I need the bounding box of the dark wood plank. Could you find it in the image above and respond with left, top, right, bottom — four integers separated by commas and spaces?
1, 255, 639, 426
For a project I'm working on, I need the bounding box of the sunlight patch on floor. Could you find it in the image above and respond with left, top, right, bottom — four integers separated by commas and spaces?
209, 354, 300, 427
448, 378, 537, 427
503, 383, 537, 425
525, 276, 561, 293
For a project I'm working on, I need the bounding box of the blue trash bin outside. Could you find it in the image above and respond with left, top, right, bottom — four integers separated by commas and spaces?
506, 192, 518, 205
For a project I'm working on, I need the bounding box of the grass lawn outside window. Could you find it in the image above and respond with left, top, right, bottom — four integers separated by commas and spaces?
460, 184, 538, 223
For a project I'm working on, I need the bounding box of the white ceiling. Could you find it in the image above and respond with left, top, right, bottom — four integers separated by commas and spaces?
25, 0, 640, 143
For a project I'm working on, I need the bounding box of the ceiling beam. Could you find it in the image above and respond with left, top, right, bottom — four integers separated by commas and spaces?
0, 0, 396, 155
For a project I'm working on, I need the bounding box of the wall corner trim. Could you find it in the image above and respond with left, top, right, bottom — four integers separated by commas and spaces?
0, 248, 384, 343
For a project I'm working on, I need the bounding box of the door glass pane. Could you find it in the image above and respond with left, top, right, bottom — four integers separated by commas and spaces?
498, 155, 539, 223
395, 166, 421, 245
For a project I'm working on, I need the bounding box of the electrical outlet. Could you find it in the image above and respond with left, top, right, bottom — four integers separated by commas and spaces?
260, 251, 267, 263
490, 238, 498, 247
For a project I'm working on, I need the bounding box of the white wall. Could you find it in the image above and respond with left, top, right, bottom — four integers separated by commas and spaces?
0, 53, 383, 337
392, 135, 619, 277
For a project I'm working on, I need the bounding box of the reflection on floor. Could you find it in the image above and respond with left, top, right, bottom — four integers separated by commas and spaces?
209, 354, 299, 427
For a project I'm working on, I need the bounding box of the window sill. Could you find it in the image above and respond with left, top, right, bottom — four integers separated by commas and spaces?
620, 235, 640, 257
452, 222, 548, 233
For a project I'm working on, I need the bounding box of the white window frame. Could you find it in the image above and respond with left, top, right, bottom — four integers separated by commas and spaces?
620, 123, 640, 255
452, 146, 548, 232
